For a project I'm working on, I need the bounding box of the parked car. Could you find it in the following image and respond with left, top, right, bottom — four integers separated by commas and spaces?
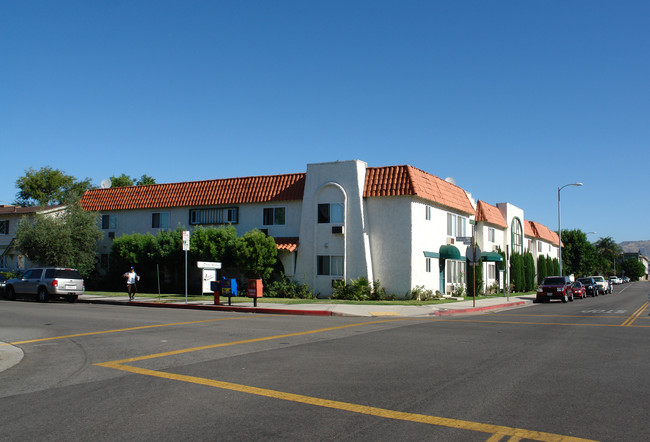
571, 281, 587, 299
4, 267, 84, 302
536, 276, 574, 303
609, 276, 622, 285
622, 276, 630, 283
590, 276, 610, 295
0, 275, 7, 294
577, 277, 599, 297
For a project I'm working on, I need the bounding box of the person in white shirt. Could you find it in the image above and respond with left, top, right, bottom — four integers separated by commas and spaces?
123, 266, 140, 301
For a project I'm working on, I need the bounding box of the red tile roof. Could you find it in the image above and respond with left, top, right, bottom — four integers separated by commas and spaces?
475, 200, 507, 228
0, 205, 64, 215
80, 174, 306, 211
364, 166, 475, 214
80, 165, 475, 215
274, 237, 299, 252
526, 220, 559, 246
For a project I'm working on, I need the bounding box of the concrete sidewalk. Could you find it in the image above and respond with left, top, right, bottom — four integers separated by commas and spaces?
78, 294, 535, 317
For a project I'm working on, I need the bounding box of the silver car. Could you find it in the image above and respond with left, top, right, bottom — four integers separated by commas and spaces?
5, 267, 84, 302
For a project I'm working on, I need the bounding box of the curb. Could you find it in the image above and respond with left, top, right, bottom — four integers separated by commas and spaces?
78, 298, 333, 316
435, 301, 527, 316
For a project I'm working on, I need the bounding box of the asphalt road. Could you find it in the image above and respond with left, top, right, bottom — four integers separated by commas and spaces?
1, 282, 648, 441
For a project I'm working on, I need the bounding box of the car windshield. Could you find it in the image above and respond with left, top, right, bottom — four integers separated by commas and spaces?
578, 278, 591, 284
543, 277, 566, 285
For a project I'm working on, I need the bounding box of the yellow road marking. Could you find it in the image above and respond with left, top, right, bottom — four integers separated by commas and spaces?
105, 318, 411, 364
96, 361, 596, 442
2, 317, 249, 347
621, 302, 649, 327
94, 320, 598, 441
440, 318, 650, 328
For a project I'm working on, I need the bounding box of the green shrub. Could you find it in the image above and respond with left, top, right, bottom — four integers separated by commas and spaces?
265, 277, 314, 299
332, 277, 391, 301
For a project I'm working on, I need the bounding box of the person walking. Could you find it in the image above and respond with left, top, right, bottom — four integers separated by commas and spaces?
123, 266, 140, 301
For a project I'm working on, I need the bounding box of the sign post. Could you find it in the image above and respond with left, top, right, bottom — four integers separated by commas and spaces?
182, 230, 190, 303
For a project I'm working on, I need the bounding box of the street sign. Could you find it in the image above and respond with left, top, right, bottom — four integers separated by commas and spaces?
197, 261, 222, 269
182, 230, 190, 251
466, 244, 482, 262
456, 236, 472, 243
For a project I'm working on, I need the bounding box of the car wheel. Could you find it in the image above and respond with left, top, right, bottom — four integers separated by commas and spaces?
569, 294, 574, 302
6, 286, 15, 300
562, 294, 568, 303
38, 288, 49, 303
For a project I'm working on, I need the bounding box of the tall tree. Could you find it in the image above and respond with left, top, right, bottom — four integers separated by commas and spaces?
594, 237, 621, 274
110, 174, 157, 188
15, 202, 102, 277
15, 167, 92, 206
561, 229, 598, 277
109, 174, 135, 187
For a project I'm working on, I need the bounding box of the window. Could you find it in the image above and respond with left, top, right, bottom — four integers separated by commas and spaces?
538, 242, 543, 253
0, 220, 8, 235
511, 217, 523, 255
100, 254, 109, 270
152, 212, 169, 229
488, 263, 496, 279
447, 260, 466, 284
101, 214, 117, 230
447, 213, 467, 237
426, 258, 431, 273
488, 227, 495, 242
190, 207, 238, 225
317, 255, 344, 276
318, 203, 344, 224
263, 207, 285, 226
425, 205, 432, 220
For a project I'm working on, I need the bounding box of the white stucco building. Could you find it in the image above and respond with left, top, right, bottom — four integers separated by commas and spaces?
79, 160, 560, 297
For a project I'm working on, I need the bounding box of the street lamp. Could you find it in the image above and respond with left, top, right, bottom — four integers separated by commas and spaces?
558, 182, 583, 276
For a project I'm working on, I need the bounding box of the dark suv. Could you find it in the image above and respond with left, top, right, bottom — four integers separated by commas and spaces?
5, 267, 84, 303
577, 277, 599, 297
536, 276, 574, 303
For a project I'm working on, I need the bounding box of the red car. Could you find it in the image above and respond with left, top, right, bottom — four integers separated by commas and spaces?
571, 281, 587, 299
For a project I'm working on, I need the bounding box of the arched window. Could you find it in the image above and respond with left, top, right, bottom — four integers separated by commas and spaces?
511, 217, 523, 255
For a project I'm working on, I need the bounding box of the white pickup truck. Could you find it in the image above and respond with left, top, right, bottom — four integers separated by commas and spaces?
590, 275, 611, 294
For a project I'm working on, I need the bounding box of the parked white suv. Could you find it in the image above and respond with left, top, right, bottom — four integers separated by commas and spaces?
590, 275, 611, 295
5, 267, 84, 302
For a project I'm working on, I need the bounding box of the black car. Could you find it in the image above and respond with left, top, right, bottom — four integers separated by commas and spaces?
577, 277, 598, 297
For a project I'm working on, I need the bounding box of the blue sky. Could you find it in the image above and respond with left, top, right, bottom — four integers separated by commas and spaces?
2, 1, 648, 244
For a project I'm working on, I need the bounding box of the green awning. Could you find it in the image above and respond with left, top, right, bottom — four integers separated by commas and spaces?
423, 251, 440, 258
439, 245, 461, 260
481, 251, 503, 262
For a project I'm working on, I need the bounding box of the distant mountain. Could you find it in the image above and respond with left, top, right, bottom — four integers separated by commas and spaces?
619, 240, 650, 257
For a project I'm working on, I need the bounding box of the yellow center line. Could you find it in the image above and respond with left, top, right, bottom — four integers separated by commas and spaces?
96, 361, 597, 442
2, 317, 250, 347
621, 302, 649, 327
94, 319, 598, 441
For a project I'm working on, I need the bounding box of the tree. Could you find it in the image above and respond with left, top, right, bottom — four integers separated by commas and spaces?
594, 237, 621, 275
110, 174, 157, 188
524, 252, 535, 291
109, 174, 135, 187
537, 255, 547, 283
621, 258, 646, 281
234, 229, 278, 279
15, 202, 102, 277
15, 167, 93, 206
561, 229, 598, 277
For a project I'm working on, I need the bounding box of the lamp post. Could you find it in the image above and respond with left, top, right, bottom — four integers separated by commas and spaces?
558, 182, 583, 276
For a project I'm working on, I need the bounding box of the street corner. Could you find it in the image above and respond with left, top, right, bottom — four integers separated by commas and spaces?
0, 341, 24, 373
